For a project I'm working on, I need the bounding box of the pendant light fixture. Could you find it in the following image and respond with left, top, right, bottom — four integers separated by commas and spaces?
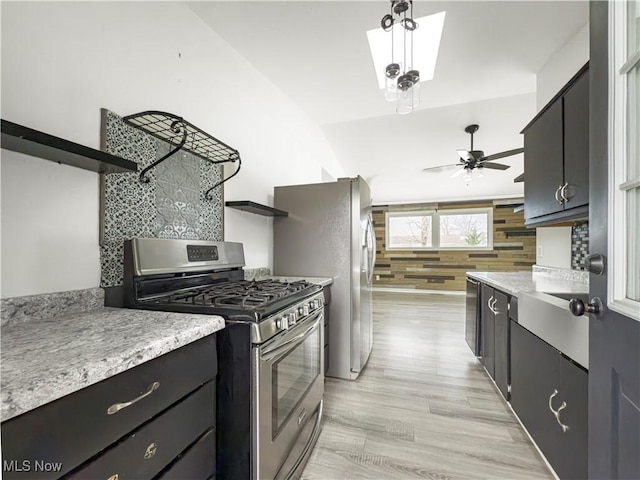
380, 0, 419, 114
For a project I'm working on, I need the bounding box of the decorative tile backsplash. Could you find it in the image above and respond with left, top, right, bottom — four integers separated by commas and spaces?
571, 222, 589, 271
100, 110, 224, 287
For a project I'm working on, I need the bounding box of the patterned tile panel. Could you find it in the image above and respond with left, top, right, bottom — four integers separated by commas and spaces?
571, 222, 589, 271
100, 110, 224, 287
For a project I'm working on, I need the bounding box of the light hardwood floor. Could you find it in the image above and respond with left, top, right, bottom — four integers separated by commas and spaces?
301, 291, 553, 480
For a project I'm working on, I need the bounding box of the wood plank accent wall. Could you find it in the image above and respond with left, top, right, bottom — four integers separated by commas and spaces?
372, 201, 536, 292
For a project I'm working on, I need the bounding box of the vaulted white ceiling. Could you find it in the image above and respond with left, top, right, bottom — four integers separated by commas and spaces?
189, 1, 589, 204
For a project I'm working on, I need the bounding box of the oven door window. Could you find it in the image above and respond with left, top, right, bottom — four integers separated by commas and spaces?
272, 324, 321, 437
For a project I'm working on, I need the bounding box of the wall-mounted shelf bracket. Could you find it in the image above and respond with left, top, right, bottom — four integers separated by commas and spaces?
122, 111, 241, 199
225, 201, 288, 217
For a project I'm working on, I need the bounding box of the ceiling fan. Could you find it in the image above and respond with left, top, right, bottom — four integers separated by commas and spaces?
422, 124, 524, 180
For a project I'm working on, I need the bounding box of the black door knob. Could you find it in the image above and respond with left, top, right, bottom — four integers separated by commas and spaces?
569, 297, 602, 316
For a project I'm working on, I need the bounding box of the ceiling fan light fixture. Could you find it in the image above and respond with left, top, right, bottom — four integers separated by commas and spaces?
422, 123, 524, 183
463, 169, 474, 186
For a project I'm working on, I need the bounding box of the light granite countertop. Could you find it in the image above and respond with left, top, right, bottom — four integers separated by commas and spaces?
265, 275, 333, 287
1, 304, 224, 422
466, 267, 589, 297
243, 268, 332, 287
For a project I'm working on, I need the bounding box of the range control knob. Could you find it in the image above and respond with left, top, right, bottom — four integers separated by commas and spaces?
298, 306, 305, 315
276, 317, 289, 330
302, 305, 310, 316
289, 312, 297, 325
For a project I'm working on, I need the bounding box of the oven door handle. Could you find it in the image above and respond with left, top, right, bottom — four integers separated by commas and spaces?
260, 312, 322, 362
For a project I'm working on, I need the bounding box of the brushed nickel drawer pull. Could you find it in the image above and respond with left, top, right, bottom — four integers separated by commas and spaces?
491, 298, 498, 314
107, 382, 160, 415
143, 442, 158, 459
548, 389, 570, 433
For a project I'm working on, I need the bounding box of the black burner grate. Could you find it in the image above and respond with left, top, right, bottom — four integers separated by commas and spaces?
161, 279, 314, 309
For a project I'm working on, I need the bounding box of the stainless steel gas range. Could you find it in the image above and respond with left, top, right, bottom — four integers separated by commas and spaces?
123, 238, 324, 480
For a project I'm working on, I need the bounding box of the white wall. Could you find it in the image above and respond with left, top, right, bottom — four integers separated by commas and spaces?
536, 23, 589, 111
536, 226, 572, 269
1, 2, 343, 297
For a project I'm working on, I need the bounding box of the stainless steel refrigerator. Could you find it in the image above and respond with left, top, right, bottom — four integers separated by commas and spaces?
274, 176, 375, 380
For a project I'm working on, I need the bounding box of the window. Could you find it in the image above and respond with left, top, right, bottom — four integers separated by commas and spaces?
386, 208, 492, 250
387, 211, 433, 249
609, 0, 640, 320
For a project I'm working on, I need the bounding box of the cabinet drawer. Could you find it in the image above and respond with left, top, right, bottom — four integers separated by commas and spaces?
1, 335, 216, 480
157, 428, 216, 479
68, 381, 215, 479
510, 321, 560, 452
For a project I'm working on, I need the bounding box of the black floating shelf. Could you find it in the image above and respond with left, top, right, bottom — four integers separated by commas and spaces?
1, 119, 138, 174
513, 173, 524, 183
225, 201, 288, 217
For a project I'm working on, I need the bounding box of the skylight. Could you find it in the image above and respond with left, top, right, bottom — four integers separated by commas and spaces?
366, 11, 446, 89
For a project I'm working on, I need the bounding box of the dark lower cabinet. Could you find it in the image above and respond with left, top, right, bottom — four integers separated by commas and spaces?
156, 428, 216, 479
68, 382, 215, 479
1, 335, 217, 480
493, 291, 510, 400
480, 283, 510, 400
511, 321, 588, 480
480, 284, 495, 378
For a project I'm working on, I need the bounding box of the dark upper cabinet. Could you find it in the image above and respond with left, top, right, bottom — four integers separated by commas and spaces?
562, 71, 590, 209
511, 321, 588, 480
522, 64, 589, 227
479, 283, 510, 400
523, 100, 564, 219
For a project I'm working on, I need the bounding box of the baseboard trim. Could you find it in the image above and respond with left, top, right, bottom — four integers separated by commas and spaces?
371, 287, 465, 296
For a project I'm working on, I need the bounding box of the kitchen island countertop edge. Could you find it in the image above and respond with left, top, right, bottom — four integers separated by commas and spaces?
466, 270, 589, 297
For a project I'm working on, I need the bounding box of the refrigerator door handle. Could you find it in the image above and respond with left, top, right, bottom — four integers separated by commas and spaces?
365, 214, 376, 286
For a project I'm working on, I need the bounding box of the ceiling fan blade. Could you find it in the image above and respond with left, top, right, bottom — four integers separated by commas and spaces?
483, 147, 524, 161
479, 162, 511, 170
456, 149, 471, 161
422, 163, 462, 173
450, 167, 467, 178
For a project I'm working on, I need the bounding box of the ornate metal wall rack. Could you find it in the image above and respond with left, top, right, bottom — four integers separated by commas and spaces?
122, 111, 241, 200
